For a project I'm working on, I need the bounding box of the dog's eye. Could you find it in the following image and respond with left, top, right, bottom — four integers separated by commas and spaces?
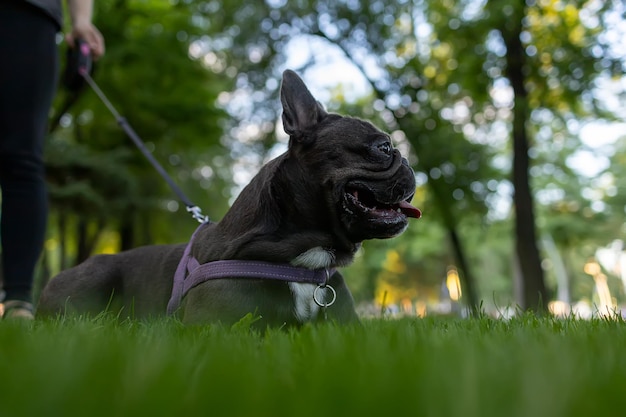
377, 142, 392, 155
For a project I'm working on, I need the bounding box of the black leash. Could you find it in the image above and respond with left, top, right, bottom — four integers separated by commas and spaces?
65, 40, 208, 224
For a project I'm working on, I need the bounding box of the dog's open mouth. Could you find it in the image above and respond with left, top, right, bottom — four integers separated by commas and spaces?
344, 186, 422, 220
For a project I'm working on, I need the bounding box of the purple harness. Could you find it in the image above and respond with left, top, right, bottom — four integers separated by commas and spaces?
166, 222, 334, 315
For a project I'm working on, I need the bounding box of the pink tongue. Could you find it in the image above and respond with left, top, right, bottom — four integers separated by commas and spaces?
399, 200, 422, 219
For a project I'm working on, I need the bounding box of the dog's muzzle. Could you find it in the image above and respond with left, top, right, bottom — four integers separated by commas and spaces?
339, 162, 421, 240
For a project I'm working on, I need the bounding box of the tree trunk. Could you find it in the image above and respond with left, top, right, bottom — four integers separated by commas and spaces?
502, 2, 548, 312
119, 211, 135, 251
76, 218, 103, 264
429, 177, 480, 313
77, 219, 90, 264
447, 227, 480, 315
59, 212, 68, 271
33, 249, 51, 304
542, 234, 570, 304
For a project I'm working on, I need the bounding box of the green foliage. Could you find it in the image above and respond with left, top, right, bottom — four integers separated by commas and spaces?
46, 139, 140, 215
2, 316, 626, 416
46, 0, 232, 263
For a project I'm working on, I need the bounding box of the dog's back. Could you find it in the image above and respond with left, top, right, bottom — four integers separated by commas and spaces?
37, 244, 184, 318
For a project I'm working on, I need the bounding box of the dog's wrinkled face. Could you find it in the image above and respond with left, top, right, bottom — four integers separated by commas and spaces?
281, 70, 421, 244
334, 121, 420, 240
298, 116, 420, 242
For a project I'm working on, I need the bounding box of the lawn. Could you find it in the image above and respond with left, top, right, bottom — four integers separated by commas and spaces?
1, 314, 625, 417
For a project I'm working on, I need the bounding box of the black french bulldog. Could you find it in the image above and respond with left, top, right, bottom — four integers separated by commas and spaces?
37, 70, 421, 327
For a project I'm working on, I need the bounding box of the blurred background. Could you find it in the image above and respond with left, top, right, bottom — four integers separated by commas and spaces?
39, 0, 626, 318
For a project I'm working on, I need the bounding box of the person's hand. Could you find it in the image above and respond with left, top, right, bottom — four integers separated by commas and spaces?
66, 21, 105, 60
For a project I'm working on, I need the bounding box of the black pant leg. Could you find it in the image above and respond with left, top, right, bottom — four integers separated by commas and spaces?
0, 1, 59, 302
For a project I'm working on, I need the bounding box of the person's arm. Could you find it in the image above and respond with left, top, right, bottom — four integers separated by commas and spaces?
65, 0, 105, 59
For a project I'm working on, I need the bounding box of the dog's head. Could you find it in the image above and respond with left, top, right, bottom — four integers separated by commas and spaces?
280, 70, 421, 244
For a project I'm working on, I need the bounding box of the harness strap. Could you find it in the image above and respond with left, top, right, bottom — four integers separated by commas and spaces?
166, 222, 334, 315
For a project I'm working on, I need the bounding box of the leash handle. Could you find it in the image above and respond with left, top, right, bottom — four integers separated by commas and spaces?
74, 42, 208, 224
63, 39, 93, 92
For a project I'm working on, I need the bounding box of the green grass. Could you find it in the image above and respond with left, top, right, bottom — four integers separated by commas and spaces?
1, 315, 625, 417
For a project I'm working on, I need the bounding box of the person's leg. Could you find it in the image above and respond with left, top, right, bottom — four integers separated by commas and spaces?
0, 1, 59, 310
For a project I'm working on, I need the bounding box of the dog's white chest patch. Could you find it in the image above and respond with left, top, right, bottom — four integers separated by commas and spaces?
289, 247, 335, 323
287, 282, 319, 323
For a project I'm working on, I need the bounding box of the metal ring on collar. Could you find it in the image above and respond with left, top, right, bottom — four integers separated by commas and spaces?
313, 284, 336, 307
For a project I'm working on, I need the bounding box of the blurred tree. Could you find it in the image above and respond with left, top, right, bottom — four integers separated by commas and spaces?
45, 0, 231, 276
498, 0, 549, 311
490, 0, 623, 310
605, 137, 626, 230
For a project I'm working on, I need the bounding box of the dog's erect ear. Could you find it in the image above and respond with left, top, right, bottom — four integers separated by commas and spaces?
280, 70, 328, 137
